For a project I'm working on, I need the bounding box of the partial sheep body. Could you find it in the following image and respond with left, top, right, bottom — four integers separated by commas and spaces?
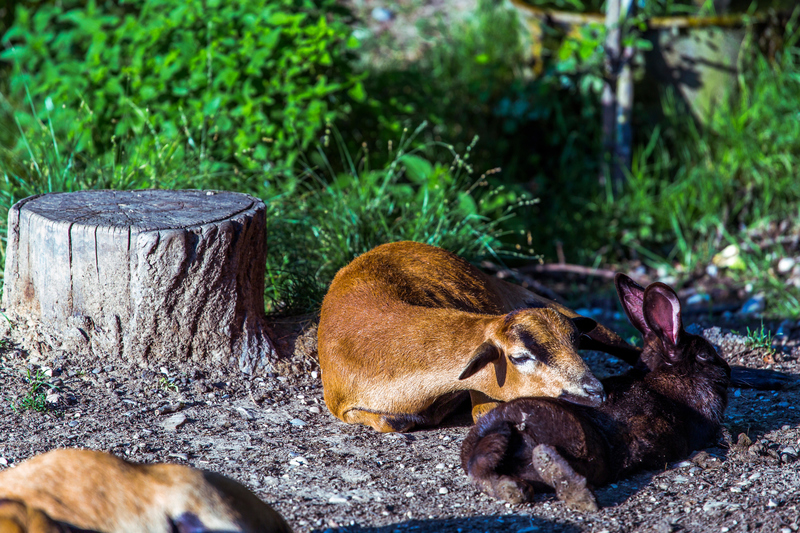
318, 242, 638, 432
0, 449, 292, 533
461, 275, 730, 510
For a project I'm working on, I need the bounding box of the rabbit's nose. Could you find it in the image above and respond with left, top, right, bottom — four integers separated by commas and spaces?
581, 376, 606, 404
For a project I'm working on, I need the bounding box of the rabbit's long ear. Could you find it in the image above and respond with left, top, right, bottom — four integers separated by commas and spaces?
643, 283, 683, 358
615, 273, 648, 334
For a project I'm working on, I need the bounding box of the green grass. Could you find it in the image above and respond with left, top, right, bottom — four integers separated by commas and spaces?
10, 369, 56, 413
0, 90, 530, 317
744, 322, 775, 352
1, 1, 799, 321
157, 376, 179, 393
262, 123, 536, 314
733, 321, 777, 354
590, 31, 800, 318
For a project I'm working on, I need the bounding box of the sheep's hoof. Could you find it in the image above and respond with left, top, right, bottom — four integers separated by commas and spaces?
532, 444, 599, 512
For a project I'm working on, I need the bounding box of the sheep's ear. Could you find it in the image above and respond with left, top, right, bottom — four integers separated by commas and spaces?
615, 273, 648, 335
459, 342, 501, 380
643, 283, 683, 359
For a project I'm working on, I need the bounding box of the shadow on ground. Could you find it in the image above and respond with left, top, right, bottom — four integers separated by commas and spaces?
313, 514, 582, 533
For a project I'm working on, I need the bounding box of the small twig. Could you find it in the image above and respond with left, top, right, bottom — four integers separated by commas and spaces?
518, 263, 620, 280
739, 235, 799, 253
481, 261, 563, 301
248, 387, 261, 407
681, 302, 741, 315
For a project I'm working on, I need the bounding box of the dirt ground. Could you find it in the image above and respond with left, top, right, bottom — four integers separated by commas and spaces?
1, 297, 799, 533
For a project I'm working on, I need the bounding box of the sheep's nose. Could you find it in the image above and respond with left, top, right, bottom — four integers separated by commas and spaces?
581, 376, 606, 404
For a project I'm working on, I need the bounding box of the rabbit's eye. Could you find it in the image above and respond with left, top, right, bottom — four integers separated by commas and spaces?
697, 350, 713, 362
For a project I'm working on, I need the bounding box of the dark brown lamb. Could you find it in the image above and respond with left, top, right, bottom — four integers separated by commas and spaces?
460, 274, 731, 511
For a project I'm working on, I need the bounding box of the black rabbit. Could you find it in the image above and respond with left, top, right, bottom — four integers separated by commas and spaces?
460, 274, 731, 511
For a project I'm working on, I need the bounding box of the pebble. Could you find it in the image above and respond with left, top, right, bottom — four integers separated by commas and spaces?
371, 6, 393, 22
0, 457, 7, 466
289, 456, 308, 467
289, 418, 306, 427
777, 257, 796, 274
653, 520, 675, 533
438, 487, 448, 494
162, 413, 187, 432
235, 407, 255, 420
92, 367, 102, 374
328, 495, 348, 504
45, 392, 60, 404
767, 499, 779, 508
739, 294, 765, 315
311, 371, 319, 379
687, 293, 710, 306
673, 475, 689, 483
405, 491, 415, 498
339, 468, 371, 483
155, 402, 184, 415
308, 406, 321, 414
713, 244, 743, 269
168, 453, 188, 461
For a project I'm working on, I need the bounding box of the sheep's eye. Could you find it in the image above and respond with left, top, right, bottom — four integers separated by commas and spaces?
509, 353, 535, 365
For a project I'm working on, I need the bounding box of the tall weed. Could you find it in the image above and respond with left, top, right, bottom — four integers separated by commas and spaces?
262, 124, 535, 315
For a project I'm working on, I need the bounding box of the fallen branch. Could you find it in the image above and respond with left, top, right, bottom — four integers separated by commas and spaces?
518, 263, 621, 280
481, 261, 563, 301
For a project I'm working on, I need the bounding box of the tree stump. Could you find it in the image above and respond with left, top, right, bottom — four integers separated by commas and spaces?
2, 189, 278, 374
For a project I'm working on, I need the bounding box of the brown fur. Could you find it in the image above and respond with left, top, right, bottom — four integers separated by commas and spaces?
318, 241, 637, 432
0, 449, 292, 533
0, 501, 67, 533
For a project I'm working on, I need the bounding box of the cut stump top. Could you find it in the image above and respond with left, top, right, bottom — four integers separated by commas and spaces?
23, 189, 258, 231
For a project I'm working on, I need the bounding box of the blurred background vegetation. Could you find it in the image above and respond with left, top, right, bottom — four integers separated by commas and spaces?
0, 0, 798, 318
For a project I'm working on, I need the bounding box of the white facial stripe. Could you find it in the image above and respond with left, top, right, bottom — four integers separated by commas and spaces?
510, 357, 539, 374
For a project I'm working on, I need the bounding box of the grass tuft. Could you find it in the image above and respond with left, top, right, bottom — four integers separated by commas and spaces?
10, 369, 56, 413
262, 124, 535, 315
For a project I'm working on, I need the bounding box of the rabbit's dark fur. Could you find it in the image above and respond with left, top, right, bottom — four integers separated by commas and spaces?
460, 274, 731, 511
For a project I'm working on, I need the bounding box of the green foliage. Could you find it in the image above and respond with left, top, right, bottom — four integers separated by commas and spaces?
345, 0, 529, 170
744, 321, 776, 352
262, 125, 534, 315
0, 91, 242, 284
519, 0, 734, 15
600, 40, 800, 265
1, 0, 362, 171
157, 376, 179, 393
10, 369, 54, 413
0, 96, 216, 197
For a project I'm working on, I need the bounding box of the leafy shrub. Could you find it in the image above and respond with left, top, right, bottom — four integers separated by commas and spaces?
262, 125, 534, 314
1, 0, 363, 171
599, 35, 800, 265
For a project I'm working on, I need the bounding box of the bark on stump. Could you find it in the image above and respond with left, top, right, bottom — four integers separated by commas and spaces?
2, 189, 277, 374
